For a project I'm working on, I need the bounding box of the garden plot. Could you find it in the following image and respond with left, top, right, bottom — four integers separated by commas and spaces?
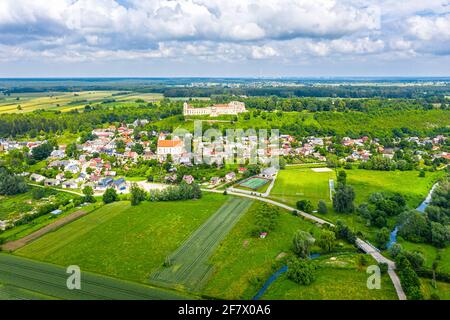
150, 197, 254, 292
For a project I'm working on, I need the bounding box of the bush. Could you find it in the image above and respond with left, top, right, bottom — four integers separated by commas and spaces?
296, 200, 313, 213
130, 183, 147, 206
287, 258, 316, 285
103, 188, 119, 204
378, 262, 389, 274
318, 200, 328, 214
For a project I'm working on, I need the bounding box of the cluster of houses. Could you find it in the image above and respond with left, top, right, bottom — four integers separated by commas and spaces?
1, 118, 449, 194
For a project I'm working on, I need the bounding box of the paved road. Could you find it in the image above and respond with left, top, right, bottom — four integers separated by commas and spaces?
203, 188, 407, 300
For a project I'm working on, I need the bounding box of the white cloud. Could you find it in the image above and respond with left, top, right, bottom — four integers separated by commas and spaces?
0, 0, 449, 72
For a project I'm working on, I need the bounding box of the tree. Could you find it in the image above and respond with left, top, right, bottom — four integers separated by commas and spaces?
318, 200, 328, 214
31, 142, 53, 161
66, 143, 78, 158
337, 170, 347, 186
130, 183, 147, 206
103, 187, 119, 204
287, 258, 316, 285
115, 140, 126, 153
82, 186, 95, 203
375, 227, 391, 250
296, 200, 313, 213
131, 143, 144, 155
332, 185, 355, 213
292, 230, 315, 258
317, 230, 336, 253
430, 222, 450, 248
253, 204, 280, 236
0, 168, 29, 195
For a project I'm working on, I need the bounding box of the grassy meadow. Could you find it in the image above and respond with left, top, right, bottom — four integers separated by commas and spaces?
203, 201, 347, 299
16, 193, 227, 283
261, 253, 398, 300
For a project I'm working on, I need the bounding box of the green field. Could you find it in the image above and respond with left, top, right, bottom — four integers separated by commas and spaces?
203, 201, 330, 299
150, 197, 253, 291
261, 253, 398, 300
0, 254, 189, 300
271, 167, 443, 209
0, 91, 164, 114
270, 167, 333, 206
16, 193, 227, 283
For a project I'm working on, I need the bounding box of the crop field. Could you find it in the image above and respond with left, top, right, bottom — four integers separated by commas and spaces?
150, 197, 254, 292
261, 253, 398, 300
0, 254, 190, 300
0, 91, 164, 114
15, 193, 227, 283
238, 177, 270, 190
202, 201, 330, 299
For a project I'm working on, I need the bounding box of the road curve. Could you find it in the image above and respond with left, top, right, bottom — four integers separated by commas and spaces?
203, 188, 407, 300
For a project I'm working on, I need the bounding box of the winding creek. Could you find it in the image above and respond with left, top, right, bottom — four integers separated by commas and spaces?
253, 183, 439, 299
387, 183, 438, 249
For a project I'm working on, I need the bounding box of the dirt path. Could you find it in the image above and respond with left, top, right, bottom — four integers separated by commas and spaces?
1, 210, 87, 252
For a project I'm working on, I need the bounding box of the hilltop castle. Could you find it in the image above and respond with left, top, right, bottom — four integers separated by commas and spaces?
183, 101, 247, 117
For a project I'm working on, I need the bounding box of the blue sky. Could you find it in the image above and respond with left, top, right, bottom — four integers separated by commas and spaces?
0, 0, 449, 77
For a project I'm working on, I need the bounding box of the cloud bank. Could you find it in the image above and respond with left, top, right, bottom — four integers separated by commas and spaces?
0, 0, 449, 75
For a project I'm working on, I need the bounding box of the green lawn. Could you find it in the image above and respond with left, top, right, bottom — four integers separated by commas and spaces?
16, 193, 227, 283
202, 201, 331, 299
261, 253, 398, 300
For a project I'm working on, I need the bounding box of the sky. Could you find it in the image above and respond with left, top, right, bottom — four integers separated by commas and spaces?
0, 0, 449, 77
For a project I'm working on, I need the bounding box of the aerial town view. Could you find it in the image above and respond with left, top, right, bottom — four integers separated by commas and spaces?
0, 0, 449, 312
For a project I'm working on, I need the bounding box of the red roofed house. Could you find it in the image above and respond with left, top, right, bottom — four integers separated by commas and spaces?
157, 138, 184, 161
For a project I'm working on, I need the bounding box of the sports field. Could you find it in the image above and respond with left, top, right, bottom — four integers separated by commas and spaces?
271, 167, 444, 208
0, 254, 189, 300
16, 193, 227, 283
239, 177, 270, 190
150, 197, 254, 291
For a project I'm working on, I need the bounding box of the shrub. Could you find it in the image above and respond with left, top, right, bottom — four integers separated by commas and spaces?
103, 188, 119, 204
318, 200, 328, 214
287, 258, 316, 285
292, 230, 315, 258
296, 200, 313, 213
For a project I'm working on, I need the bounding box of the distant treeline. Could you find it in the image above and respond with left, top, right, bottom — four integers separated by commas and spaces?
2, 82, 450, 99
160, 86, 450, 99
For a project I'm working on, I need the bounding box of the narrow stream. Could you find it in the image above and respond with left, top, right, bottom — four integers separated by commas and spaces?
252, 253, 321, 300
387, 183, 438, 249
